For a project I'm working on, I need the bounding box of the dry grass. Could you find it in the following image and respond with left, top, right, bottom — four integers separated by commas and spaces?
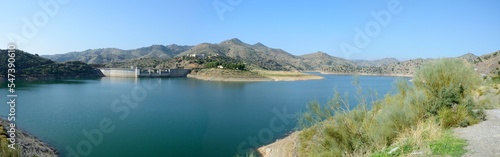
296, 59, 483, 156
388, 119, 443, 155
475, 84, 500, 109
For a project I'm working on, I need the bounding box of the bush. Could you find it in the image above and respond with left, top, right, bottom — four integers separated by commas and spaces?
438, 106, 469, 128
297, 59, 483, 156
298, 80, 424, 156
413, 58, 481, 116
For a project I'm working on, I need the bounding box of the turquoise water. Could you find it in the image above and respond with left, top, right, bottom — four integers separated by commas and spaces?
0, 74, 406, 157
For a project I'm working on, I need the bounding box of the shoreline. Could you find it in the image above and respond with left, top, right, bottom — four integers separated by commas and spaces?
187, 74, 274, 82
0, 75, 104, 81
0, 118, 59, 157
187, 69, 325, 82
318, 71, 413, 77
257, 131, 300, 157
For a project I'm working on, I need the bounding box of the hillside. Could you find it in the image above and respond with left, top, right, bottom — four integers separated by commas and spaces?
459, 53, 479, 63
300, 51, 355, 72
43, 44, 193, 64
351, 58, 400, 67
474, 51, 500, 76
42, 38, 500, 77
177, 38, 309, 71
0, 49, 103, 80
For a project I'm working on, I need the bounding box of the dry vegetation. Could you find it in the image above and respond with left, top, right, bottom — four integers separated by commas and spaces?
294, 58, 485, 157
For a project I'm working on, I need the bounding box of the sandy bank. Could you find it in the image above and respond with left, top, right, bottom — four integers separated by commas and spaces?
187, 74, 273, 82
187, 69, 324, 82
255, 70, 324, 81
1, 118, 58, 157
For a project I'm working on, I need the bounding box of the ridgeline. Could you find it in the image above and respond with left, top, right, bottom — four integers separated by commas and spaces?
43, 38, 500, 77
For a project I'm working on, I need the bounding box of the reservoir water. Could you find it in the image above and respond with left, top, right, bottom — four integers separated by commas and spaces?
0, 74, 406, 157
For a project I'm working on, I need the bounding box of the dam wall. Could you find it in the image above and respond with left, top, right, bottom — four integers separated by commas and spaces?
99, 68, 191, 78
100, 68, 138, 77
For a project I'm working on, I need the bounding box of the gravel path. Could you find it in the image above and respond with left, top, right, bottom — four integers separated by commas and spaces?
454, 109, 500, 157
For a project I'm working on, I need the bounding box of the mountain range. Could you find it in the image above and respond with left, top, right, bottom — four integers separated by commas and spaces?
42, 38, 500, 76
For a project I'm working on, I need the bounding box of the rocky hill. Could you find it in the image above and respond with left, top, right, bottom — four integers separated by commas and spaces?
474, 51, 500, 76
300, 51, 355, 72
352, 58, 400, 67
42, 38, 500, 77
459, 53, 479, 63
177, 38, 309, 71
43, 44, 193, 64
1, 49, 103, 80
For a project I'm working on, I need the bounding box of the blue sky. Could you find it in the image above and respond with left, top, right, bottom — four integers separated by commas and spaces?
1, 0, 499, 60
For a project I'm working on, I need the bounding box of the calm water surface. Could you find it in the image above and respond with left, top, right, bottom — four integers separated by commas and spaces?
0, 74, 407, 157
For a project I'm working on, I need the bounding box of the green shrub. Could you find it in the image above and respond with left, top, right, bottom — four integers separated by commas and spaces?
438, 106, 469, 128
413, 59, 481, 122
298, 80, 424, 156
297, 59, 483, 156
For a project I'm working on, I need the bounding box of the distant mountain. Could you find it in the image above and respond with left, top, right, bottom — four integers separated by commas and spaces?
43, 44, 193, 64
459, 53, 478, 62
352, 58, 400, 67
300, 51, 355, 72
1, 50, 103, 80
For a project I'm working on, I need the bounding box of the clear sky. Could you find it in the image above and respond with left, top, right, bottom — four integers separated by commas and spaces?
1, 0, 499, 60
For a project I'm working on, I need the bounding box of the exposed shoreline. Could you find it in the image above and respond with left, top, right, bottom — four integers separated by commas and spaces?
187, 74, 274, 82
258, 131, 300, 157
187, 69, 324, 82
0, 118, 59, 157
318, 71, 413, 77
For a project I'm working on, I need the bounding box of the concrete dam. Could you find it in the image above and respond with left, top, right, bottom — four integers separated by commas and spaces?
100, 68, 191, 78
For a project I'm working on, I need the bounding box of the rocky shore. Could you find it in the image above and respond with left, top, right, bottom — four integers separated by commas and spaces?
257, 131, 300, 157
1, 118, 58, 157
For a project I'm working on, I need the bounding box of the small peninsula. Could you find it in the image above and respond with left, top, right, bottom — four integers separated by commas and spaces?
188, 69, 323, 82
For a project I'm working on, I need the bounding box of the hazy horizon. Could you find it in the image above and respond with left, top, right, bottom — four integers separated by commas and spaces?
2, 0, 500, 60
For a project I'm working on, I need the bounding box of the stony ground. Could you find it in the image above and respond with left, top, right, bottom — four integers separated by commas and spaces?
257, 131, 300, 157
1, 118, 58, 157
454, 109, 500, 157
